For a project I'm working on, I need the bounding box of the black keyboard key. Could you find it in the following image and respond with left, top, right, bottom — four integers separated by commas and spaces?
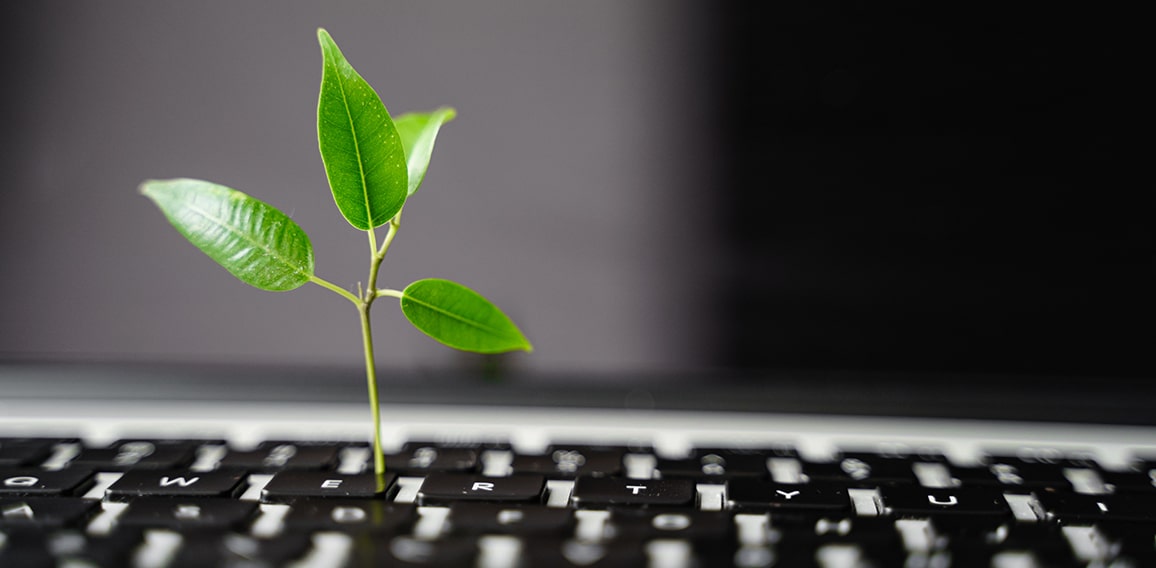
0, 439, 61, 467
879, 486, 1010, 517
1037, 491, 1156, 523
983, 449, 1101, 469
610, 509, 735, 543
57, 528, 146, 567
818, 516, 904, 540
1101, 467, 1156, 493
217, 442, 341, 472
106, 470, 246, 501
950, 462, 1072, 492
384, 445, 479, 475
928, 515, 1006, 541
1099, 523, 1156, 565
802, 457, 918, 486
938, 523, 1084, 568
547, 442, 653, 455
773, 514, 876, 534
999, 523, 1082, 566
1097, 519, 1156, 541
417, 473, 545, 505
447, 503, 576, 536
1117, 538, 1156, 565
2, 527, 147, 567
657, 449, 770, 482
170, 531, 312, 568
260, 439, 364, 448
0, 498, 99, 528
765, 511, 830, 532
524, 539, 648, 568
0, 468, 94, 496
842, 449, 945, 473
726, 480, 850, 513
70, 440, 198, 471
571, 477, 697, 508
943, 545, 997, 567
511, 448, 624, 478
736, 444, 798, 458
777, 517, 907, 566
697, 445, 794, 460
761, 538, 839, 567
261, 471, 396, 502
282, 499, 416, 533
839, 445, 946, 461
855, 545, 912, 568
404, 438, 510, 451
0, 530, 53, 568
117, 498, 258, 531
0, 543, 55, 568
352, 535, 478, 567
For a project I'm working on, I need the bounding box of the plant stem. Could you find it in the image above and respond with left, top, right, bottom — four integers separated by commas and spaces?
358, 303, 386, 492
312, 215, 403, 493
380, 211, 401, 253
309, 275, 360, 306
357, 213, 401, 492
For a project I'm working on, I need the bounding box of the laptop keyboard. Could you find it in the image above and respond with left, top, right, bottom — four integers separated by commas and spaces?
0, 437, 1154, 567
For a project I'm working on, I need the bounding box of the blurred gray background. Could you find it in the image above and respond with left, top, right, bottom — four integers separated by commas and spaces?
0, 2, 720, 376
6, 3, 1146, 383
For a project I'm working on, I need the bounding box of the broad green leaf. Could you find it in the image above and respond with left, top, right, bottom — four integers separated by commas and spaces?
140, 178, 314, 291
393, 107, 456, 196
397, 278, 533, 354
316, 28, 408, 230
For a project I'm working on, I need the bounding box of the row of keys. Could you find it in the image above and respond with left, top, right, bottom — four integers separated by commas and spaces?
4, 504, 1155, 566
5, 438, 1155, 492
3, 473, 1155, 524
4, 497, 1154, 543
3, 467, 1154, 508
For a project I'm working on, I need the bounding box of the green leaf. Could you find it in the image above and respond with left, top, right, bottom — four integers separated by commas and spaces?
316, 28, 408, 230
140, 178, 314, 292
393, 107, 457, 196
397, 278, 533, 354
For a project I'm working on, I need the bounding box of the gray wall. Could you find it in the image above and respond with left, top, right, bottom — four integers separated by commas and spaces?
0, 2, 719, 375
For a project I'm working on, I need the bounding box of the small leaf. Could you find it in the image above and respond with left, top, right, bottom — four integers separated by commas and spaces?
317, 28, 408, 230
141, 178, 315, 291
393, 107, 456, 196
397, 278, 532, 354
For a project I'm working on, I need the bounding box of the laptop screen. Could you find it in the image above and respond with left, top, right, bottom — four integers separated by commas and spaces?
0, 3, 1149, 417
709, 4, 1151, 381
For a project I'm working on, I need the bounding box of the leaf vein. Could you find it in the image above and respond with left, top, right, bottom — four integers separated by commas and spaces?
402, 294, 511, 339
182, 201, 309, 279
333, 63, 373, 227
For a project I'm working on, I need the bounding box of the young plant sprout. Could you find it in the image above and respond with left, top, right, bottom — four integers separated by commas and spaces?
141, 29, 532, 490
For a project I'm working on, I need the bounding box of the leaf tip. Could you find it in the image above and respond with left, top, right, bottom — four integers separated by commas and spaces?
139, 178, 173, 201
317, 28, 338, 55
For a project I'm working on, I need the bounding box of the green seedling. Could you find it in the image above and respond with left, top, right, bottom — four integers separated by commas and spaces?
141, 29, 532, 490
